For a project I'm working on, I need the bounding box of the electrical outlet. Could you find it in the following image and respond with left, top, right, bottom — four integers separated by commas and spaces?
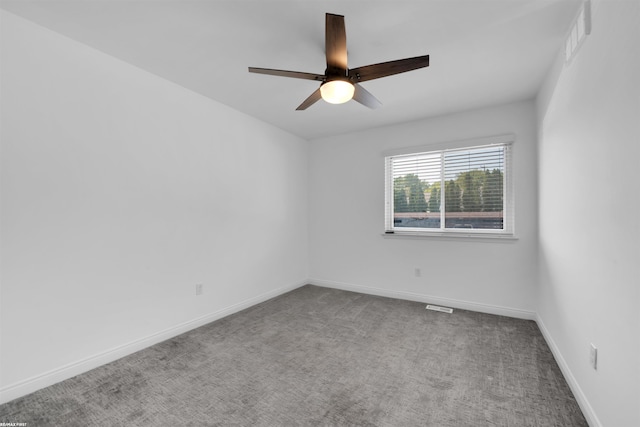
195, 283, 203, 296
414, 268, 421, 277
590, 343, 597, 370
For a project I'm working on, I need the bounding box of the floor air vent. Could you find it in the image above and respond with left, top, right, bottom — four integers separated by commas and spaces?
426, 304, 453, 314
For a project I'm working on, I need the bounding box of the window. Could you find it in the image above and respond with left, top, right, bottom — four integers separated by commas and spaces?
384, 135, 514, 237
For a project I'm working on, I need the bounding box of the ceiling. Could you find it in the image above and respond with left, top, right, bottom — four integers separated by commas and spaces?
0, 0, 581, 140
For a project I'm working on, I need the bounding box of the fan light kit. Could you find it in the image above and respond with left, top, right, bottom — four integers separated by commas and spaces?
249, 13, 430, 110
320, 80, 355, 104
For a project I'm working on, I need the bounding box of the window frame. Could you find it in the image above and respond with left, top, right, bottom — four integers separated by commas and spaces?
384, 134, 515, 239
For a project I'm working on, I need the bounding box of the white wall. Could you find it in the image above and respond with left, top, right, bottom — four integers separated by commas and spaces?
308, 101, 538, 317
0, 10, 308, 402
536, 1, 640, 426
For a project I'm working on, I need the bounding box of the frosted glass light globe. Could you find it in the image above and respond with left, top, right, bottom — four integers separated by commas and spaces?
320, 80, 355, 104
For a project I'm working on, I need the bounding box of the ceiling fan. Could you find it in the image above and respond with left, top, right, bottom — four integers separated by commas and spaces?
248, 13, 430, 110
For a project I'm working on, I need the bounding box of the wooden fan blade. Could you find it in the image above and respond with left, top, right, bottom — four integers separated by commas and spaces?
248, 67, 324, 81
353, 84, 382, 109
349, 55, 429, 83
296, 88, 323, 110
325, 13, 348, 75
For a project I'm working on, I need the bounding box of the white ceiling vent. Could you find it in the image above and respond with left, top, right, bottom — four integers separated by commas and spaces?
565, 0, 591, 63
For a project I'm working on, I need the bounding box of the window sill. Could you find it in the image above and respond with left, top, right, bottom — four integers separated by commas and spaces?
381, 231, 518, 242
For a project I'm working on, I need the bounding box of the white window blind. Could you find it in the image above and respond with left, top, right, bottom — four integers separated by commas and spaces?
385, 141, 513, 236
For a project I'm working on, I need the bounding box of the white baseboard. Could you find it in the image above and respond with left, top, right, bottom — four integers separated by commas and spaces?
309, 278, 536, 320
0, 280, 306, 405
535, 314, 602, 427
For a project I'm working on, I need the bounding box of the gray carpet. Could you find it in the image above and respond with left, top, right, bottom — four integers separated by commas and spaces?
0, 285, 587, 426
